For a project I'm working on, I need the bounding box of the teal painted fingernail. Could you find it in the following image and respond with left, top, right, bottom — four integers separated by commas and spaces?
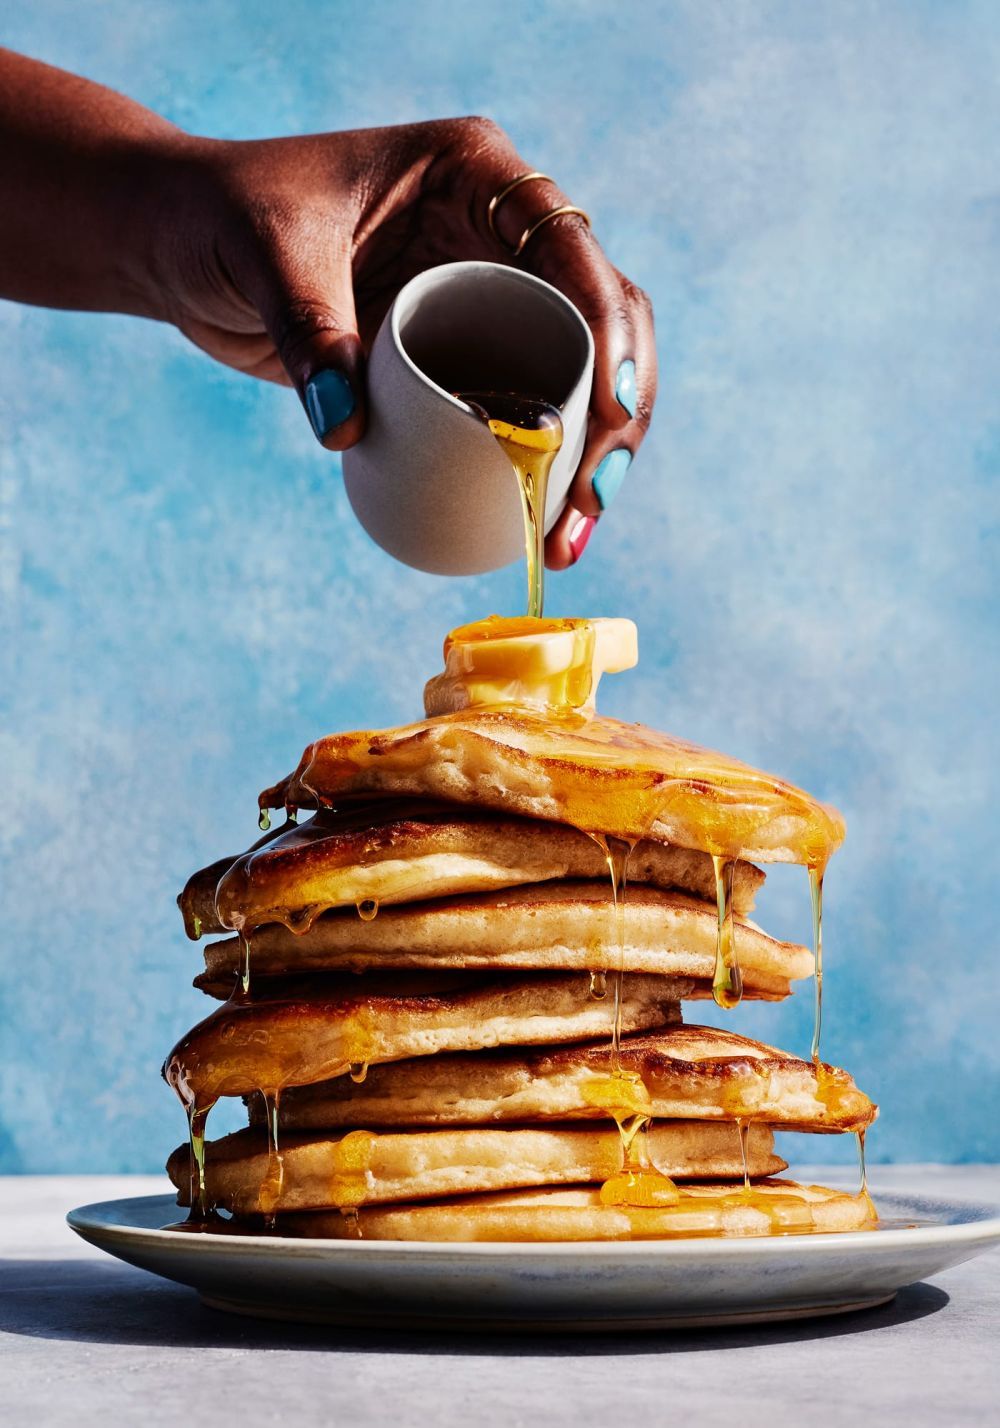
592, 448, 631, 510
615, 359, 637, 417
304, 369, 355, 440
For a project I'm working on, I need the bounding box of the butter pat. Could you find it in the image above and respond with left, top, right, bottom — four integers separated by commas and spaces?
423, 616, 638, 717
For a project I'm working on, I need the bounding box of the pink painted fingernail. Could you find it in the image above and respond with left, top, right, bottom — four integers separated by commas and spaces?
568, 514, 596, 563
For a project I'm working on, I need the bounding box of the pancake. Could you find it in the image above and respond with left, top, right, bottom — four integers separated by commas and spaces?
180, 805, 764, 939
196, 882, 809, 999
167, 1121, 784, 1213
163, 971, 685, 1105
249, 1024, 875, 1133
258, 1181, 875, 1240
259, 708, 845, 865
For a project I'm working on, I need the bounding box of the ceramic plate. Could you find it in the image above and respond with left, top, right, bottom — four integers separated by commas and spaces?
67, 1187, 1000, 1331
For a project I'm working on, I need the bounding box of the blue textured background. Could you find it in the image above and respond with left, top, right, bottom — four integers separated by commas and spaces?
1, 1, 997, 1172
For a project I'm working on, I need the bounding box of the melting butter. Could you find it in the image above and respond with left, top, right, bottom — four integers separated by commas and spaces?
424, 615, 637, 718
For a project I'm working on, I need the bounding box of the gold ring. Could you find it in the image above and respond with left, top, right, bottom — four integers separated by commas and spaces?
511, 205, 592, 257
487, 171, 553, 242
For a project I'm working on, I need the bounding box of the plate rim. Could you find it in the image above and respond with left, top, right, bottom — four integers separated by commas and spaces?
67, 1189, 1000, 1260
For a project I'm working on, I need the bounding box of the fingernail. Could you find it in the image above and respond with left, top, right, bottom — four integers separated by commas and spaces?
592, 448, 631, 511
568, 513, 596, 563
304, 369, 355, 440
615, 359, 637, 417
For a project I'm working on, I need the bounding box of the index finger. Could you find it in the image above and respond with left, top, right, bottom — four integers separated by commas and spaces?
485, 172, 638, 434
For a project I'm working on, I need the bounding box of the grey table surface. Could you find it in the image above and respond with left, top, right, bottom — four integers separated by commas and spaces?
2, 1169, 998, 1428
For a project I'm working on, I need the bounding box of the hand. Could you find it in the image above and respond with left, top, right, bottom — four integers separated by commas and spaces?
145, 118, 657, 568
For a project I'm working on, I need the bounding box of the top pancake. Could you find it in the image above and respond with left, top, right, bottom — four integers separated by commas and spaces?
179, 802, 764, 938
259, 710, 845, 865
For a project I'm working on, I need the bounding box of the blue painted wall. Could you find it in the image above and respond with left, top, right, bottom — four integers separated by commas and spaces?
1, 1, 997, 1171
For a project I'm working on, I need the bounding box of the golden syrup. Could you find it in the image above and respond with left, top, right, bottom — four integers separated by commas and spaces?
333, 1129, 378, 1210
809, 862, 826, 1062
857, 1126, 868, 1194
356, 898, 379, 922
711, 854, 743, 1009
238, 931, 252, 997
585, 832, 681, 1207
191, 913, 203, 940
342, 1010, 376, 1078
163, 989, 379, 1107
617, 1181, 876, 1239
582, 1067, 654, 1121
600, 1120, 681, 1208
286, 903, 323, 936
258, 1089, 284, 1224
457, 392, 563, 618
589, 969, 608, 1000
589, 833, 635, 1069
258, 807, 271, 832
811, 1059, 874, 1129
186, 1098, 216, 1219
286, 805, 298, 824
854, 1127, 878, 1220
736, 1117, 751, 1193
281, 703, 846, 868
340, 1207, 363, 1239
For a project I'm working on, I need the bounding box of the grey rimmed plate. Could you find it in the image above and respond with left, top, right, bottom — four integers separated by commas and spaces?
67, 1187, 1000, 1331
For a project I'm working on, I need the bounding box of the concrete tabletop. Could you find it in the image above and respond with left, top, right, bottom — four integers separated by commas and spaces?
2, 1168, 998, 1428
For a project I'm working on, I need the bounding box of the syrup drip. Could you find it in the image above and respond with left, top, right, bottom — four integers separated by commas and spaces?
191, 913, 202, 940
600, 1118, 681, 1207
592, 833, 635, 1068
186, 1100, 216, 1219
238, 931, 252, 997
809, 863, 825, 1063
349, 1061, 369, 1084
258, 807, 271, 832
340, 1207, 363, 1239
589, 969, 608, 1000
457, 391, 563, 619
857, 1127, 868, 1195
854, 1126, 878, 1222
356, 898, 379, 922
259, 1089, 284, 1227
286, 806, 298, 825
736, 1117, 751, 1193
586, 832, 680, 1206
711, 854, 743, 1009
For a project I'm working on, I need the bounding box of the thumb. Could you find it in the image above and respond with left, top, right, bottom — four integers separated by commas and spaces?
253, 246, 366, 452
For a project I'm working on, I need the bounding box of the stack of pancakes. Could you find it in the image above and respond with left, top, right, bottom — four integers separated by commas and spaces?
164, 619, 877, 1241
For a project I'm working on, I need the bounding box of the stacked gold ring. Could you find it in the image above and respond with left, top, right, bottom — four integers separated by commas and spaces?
487, 172, 592, 257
